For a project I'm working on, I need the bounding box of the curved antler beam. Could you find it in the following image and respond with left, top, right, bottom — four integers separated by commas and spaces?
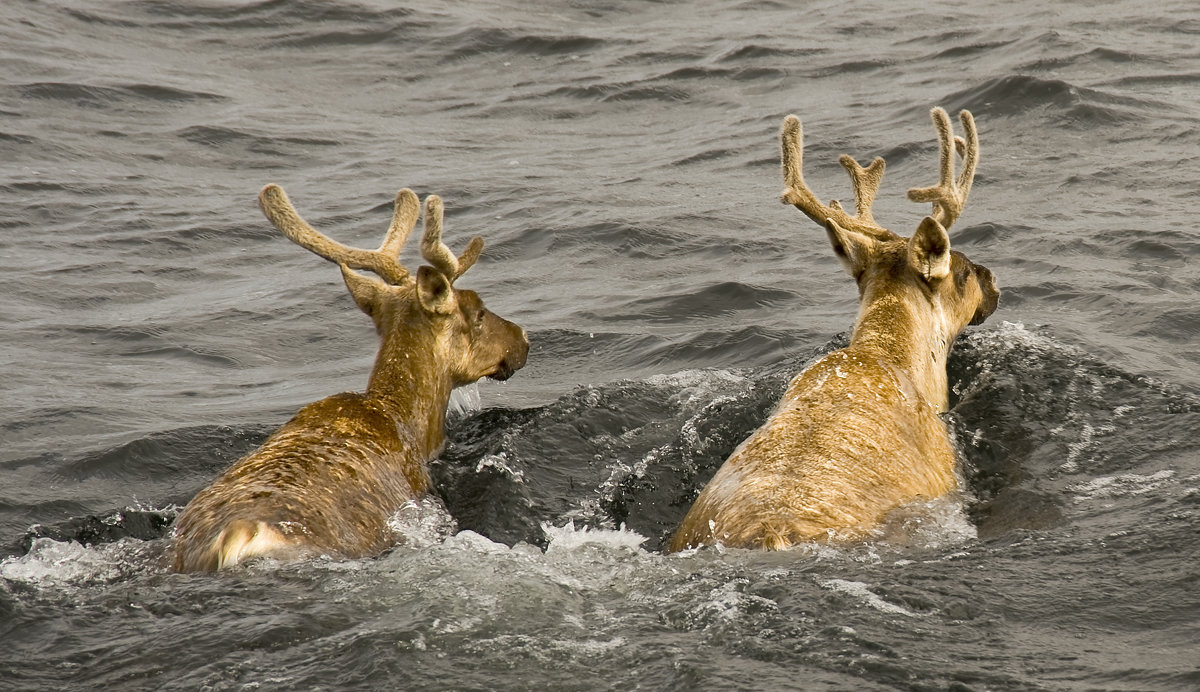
779, 115, 898, 241
258, 184, 415, 285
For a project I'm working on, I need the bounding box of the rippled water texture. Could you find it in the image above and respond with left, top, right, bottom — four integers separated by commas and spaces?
2, 0, 1199, 690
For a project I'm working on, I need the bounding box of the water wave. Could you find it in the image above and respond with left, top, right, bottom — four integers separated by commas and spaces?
17, 81, 227, 107
939, 74, 1160, 127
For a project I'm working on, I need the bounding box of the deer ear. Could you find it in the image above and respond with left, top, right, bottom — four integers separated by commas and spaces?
416, 265, 457, 315
909, 216, 951, 281
825, 217, 874, 279
340, 264, 388, 319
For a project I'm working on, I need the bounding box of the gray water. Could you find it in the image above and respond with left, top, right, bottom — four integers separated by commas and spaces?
2, 0, 1199, 689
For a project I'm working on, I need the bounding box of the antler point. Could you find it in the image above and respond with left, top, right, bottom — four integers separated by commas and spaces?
258, 183, 285, 204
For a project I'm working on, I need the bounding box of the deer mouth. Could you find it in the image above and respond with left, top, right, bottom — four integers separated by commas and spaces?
488, 359, 517, 382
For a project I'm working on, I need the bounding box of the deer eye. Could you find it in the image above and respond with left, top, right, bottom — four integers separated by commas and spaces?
476, 308, 487, 321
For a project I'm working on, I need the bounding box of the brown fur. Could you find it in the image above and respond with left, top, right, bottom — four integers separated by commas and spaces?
669, 109, 999, 552
173, 186, 528, 572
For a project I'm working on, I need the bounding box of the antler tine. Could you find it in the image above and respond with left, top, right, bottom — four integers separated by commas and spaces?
419, 195, 484, 282
454, 236, 485, 278
258, 184, 411, 285
839, 154, 886, 225
780, 115, 897, 241
378, 188, 420, 260
956, 109, 979, 192
419, 195, 457, 278
907, 107, 979, 230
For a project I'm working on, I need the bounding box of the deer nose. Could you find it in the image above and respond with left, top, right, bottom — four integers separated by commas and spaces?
510, 329, 530, 370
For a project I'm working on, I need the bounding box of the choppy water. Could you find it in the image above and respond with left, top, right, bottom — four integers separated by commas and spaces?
3, 0, 1200, 689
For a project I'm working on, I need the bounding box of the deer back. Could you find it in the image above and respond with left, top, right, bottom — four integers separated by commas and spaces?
670, 108, 999, 551
172, 187, 528, 572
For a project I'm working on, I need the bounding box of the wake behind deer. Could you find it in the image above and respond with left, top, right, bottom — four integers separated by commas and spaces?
669, 108, 999, 551
172, 186, 529, 572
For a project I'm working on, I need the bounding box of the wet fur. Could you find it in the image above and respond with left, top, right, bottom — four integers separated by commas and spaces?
173, 189, 528, 572
175, 393, 434, 570
669, 111, 999, 551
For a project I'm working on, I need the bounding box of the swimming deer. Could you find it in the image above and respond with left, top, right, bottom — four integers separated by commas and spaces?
172, 185, 529, 572
669, 108, 999, 551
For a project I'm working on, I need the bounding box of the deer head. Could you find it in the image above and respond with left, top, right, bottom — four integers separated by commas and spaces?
257, 185, 528, 392
779, 108, 999, 343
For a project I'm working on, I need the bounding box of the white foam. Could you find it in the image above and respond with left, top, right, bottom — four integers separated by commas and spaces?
875, 495, 978, 549
465, 633, 628, 662
644, 368, 748, 407
819, 578, 922, 617
542, 521, 647, 554
1061, 422, 1116, 473
683, 576, 780, 627
1068, 469, 1176, 502
441, 529, 511, 554
386, 495, 458, 549
474, 451, 525, 481
0, 537, 146, 587
644, 367, 745, 390
447, 382, 482, 418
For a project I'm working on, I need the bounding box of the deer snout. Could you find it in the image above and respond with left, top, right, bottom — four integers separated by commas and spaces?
489, 325, 529, 381
969, 265, 999, 326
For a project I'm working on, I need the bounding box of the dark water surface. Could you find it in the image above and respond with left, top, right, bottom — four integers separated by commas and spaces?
3, 1, 1199, 689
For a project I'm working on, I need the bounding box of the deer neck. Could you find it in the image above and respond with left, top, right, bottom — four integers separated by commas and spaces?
364, 309, 454, 459
848, 289, 955, 412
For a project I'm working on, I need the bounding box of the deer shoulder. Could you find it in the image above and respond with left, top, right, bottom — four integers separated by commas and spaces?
173, 187, 529, 572
670, 108, 1000, 552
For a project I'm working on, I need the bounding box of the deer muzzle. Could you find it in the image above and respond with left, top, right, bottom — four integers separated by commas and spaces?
489, 325, 529, 381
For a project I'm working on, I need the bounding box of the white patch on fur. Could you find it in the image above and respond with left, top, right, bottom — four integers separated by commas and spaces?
217, 522, 290, 568
929, 300, 952, 358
